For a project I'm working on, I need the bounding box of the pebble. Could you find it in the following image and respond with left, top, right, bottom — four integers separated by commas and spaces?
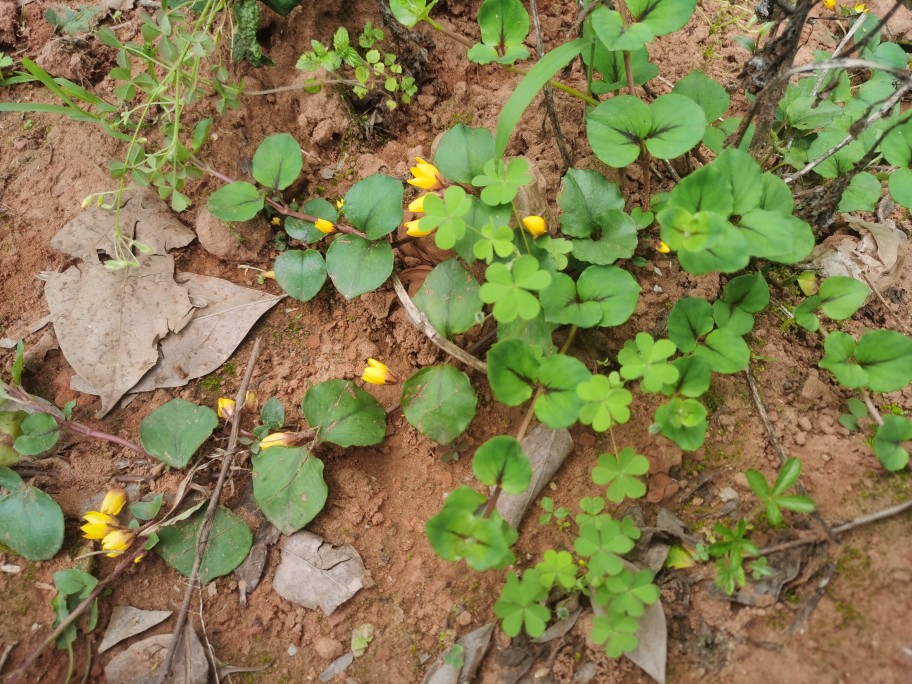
457, 610, 472, 626
314, 637, 344, 660
798, 416, 812, 431
288, 645, 298, 656
892, 570, 911, 583
794, 431, 807, 446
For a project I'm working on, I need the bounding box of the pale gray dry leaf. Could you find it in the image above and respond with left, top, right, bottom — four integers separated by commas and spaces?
531, 607, 582, 644
272, 531, 365, 615
423, 623, 495, 684
805, 219, 908, 291
593, 559, 667, 684
103, 626, 208, 684
319, 653, 354, 682
45, 256, 193, 416
235, 522, 281, 607
51, 186, 195, 262
496, 425, 574, 529
70, 273, 283, 396
99, 606, 173, 653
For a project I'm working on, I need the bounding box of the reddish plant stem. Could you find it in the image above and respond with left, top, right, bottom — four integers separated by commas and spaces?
6, 543, 147, 682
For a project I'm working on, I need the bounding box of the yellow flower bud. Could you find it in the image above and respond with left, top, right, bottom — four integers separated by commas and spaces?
407, 194, 428, 213
521, 215, 547, 238
407, 157, 443, 191
405, 219, 435, 238
101, 529, 135, 557
314, 218, 336, 234
853, 2, 867, 12
336, 198, 345, 210
823, 0, 835, 8
217, 398, 236, 421
362, 358, 398, 385
100, 488, 127, 516
260, 432, 295, 451
657, 241, 671, 254
271, 216, 282, 226
245, 390, 258, 411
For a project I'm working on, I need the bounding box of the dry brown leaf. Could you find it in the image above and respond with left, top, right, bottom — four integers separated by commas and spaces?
51, 186, 195, 262
70, 273, 283, 396
45, 256, 193, 415
99, 606, 172, 653
272, 531, 365, 615
103, 626, 208, 684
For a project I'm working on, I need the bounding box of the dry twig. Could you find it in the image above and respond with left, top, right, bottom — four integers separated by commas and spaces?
391, 276, 487, 373
162, 337, 263, 675
743, 368, 838, 543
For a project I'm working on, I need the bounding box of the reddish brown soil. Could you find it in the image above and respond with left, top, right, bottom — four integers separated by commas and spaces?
1, 1, 911, 683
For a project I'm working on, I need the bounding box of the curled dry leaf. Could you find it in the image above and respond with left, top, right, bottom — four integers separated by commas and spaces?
272, 531, 365, 615
423, 622, 495, 684
99, 606, 172, 653
103, 626, 208, 684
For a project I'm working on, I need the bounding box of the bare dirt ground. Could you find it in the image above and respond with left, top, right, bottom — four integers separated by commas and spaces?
1, 1, 911, 682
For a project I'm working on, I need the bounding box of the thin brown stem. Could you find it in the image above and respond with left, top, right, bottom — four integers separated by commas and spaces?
163, 338, 263, 675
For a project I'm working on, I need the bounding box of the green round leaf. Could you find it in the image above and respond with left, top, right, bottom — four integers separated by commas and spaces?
285, 198, 338, 243
576, 265, 640, 327
557, 168, 625, 238
473, 435, 531, 494
433, 124, 495, 184
839, 172, 881, 213
672, 69, 730, 121
401, 365, 477, 444
343, 174, 404, 239
888, 168, 912, 209
817, 276, 870, 321
645, 94, 705, 160
587, 95, 652, 167
694, 329, 750, 375
326, 236, 393, 299
274, 249, 327, 302
540, 273, 602, 327
13, 412, 59, 456
252, 133, 303, 190
630, 0, 697, 35
667, 297, 714, 353
534, 354, 591, 429
855, 330, 912, 393
570, 210, 639, 265
664, 355, 712, 398
413, 260, 483, 338
0, 467, 64, 560
873, 415, 912, 471
302, 379, 386, 447
139, 399, 219, 468
487, 340, 543, 406
157, 506, 253, 584
591, 7, 654, 51
208, 182, 264, 222
252, 447, 328, 533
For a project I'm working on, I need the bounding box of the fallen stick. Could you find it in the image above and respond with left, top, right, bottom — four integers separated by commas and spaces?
162, 337, 263, 675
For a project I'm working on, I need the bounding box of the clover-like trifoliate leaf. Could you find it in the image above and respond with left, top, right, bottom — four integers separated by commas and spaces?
494, 570, 550, 638
479, 255, 552, 323
577, 372, 632, 432
421, 186, 472, 250
592, 447, 649, 502
472, 157, 533, 206
618, 332, 679, 393
536, 549, 578, 590
654, 397, 707, 451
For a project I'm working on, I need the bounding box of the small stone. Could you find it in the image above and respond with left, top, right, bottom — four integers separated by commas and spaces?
195, 207, 270, 261
314, 637, 344, 660
718, 486, 739, 502
457, 610, 472, 626
794, 431, 807, 446
288, 645, 298, 656
798, 416, 812, 431
653, 285, 664, 293
892, 570, 911, 583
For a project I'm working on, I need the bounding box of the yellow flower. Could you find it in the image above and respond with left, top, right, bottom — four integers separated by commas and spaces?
314, 218, 336, 234
217, 398, 236, 421
362, 358, 398, 385
853, 2, 867, 12
521, 215, 547, 238
260, 432, 295, 451
657, 240, 672, 254
245, 390, 257, 410
407, 194, 428, 213
100, 488, 127, 516
823, 0, 835, 9
81, 511, 121, 540
405, 219, 436, 238
407, 157, 443, 191
101, 529, 135, 558
271, 216, 282, 226
336, 198, 345, 210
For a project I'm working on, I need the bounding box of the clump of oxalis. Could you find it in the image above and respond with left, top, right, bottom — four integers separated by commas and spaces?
2, 0, 912, 676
